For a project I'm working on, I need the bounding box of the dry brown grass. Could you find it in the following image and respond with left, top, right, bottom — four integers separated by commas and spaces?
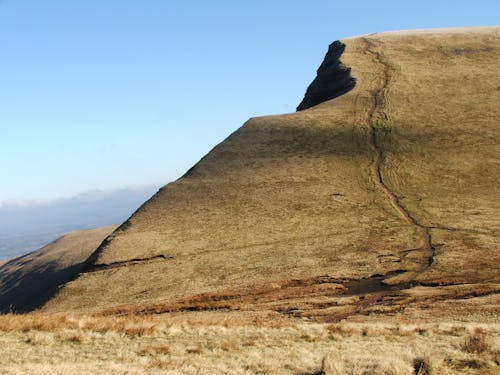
0, 311, 498, 374
147, 358, 175, 369
0, 313, 75, 332
138, 343, 171, 356
413, 356, 432, 375
0, 312, 162, 337
462, 328, 490, 355
186, 345, 203, 354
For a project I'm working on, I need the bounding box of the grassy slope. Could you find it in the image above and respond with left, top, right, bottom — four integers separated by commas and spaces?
43, 28, 499, 316
0, 226, 117, 312
369, 30, 500, 285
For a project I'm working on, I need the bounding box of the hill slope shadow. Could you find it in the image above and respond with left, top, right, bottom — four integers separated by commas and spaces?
0, 226, 116, 313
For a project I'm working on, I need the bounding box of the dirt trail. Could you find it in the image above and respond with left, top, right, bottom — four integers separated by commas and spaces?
361, 37, 436, 276
302, 37, 443, 322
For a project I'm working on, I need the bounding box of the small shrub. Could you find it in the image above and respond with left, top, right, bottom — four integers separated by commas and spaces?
24, 332, 52, 345
186, 345, 203, 354
138, 344, 171, 356
413, 356, 432, 375
326, 324, 345, 335
414, 328, 427, 336
65, 333, 86, 344
242, 339, 256, 347
298, 370, 324, 375
148, 358, 175, 369
462, 329, 490, 354
219, 341, 239, 351
300, 333, 316, 342
123, 324, 157, 337
445, 357, 487, 370
441, 325, 465, 336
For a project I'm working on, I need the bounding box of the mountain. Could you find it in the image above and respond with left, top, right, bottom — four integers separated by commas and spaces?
39, 27, 499, 320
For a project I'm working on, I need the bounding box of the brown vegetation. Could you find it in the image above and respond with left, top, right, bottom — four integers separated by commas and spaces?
0, 311, 498, 374
462, 328, 490, 355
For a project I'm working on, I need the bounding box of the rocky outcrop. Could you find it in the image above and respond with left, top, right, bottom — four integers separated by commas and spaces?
296, 41, 356, 111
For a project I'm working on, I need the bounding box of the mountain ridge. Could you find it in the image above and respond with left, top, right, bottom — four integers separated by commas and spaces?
36, 27, 500, 318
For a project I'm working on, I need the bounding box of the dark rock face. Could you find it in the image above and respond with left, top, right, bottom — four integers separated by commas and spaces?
297, 41, 356, 111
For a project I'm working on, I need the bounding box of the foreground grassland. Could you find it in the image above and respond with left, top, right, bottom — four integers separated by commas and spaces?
0, 311, 498, 374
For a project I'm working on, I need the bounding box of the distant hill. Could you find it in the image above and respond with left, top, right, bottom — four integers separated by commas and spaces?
0, 225, 116, 313
31, 27, 500, 319
0, 185, 159, 260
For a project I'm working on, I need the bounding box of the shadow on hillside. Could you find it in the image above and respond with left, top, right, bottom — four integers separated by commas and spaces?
183, 124, 376, 178
0, 255, 87, 313
256, 124, 371, 156
183, 119, 463, 180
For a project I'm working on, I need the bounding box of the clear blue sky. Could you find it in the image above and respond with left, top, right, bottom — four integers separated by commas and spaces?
1, 0, 498, 203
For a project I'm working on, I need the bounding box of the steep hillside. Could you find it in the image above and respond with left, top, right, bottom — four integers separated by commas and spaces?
43, 27, 499, 320
0, 226, 117, 312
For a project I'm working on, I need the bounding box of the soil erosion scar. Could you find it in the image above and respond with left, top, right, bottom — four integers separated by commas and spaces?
361, 37, 435, 275
85, 255, 171, 273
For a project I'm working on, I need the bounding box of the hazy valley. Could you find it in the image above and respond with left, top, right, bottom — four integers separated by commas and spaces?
0, 185, 159, 260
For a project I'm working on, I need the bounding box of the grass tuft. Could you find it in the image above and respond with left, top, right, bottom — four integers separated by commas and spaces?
138, 343, 171, 356
413, 356, 432, 375
461, 328, 490, 354
147, 358, 175, 369
186, 345, 203, 354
